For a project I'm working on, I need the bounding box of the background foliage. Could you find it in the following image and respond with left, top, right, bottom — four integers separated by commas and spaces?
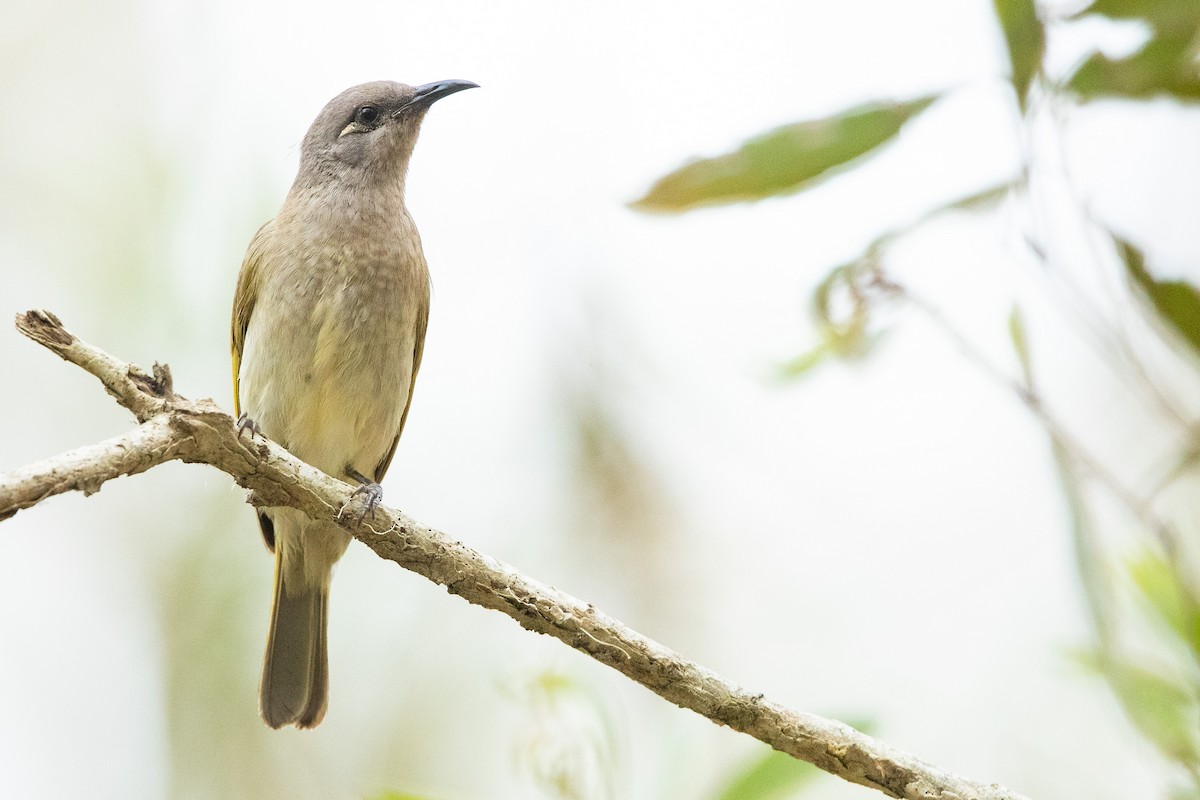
633, 0, 1200, 794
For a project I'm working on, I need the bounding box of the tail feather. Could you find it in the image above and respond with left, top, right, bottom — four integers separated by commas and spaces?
297, 589, 329, 728
260, 547, 330, 729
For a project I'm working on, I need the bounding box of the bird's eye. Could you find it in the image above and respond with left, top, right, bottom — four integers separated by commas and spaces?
355, 105, 380, 126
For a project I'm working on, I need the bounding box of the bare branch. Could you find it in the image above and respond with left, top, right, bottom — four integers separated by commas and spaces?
0, 310, 1031, 800
0, 416, 179, 520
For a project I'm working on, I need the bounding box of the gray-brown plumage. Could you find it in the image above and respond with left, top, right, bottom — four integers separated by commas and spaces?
231, 79, 476, 729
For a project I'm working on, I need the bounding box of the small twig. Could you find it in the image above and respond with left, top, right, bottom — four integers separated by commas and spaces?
0, 310, 1031, 800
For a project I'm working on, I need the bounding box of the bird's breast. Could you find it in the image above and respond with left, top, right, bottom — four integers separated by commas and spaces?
239, 210, 430, 478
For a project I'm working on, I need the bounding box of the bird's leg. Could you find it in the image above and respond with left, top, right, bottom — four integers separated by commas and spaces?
236, 412, 262, 439
345, 466, 384, 521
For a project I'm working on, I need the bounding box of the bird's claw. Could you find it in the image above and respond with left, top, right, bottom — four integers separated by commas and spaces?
349, 481, 384, 522
236, 413, 262, 440
346, 467, 384, 523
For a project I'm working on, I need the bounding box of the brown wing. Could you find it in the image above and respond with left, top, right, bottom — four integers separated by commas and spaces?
373, 298, 430, 483
230, 221, 275, 550
231, 221, 273, 418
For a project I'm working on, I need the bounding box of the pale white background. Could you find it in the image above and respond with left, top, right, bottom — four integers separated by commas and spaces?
1, 0, 1195, 798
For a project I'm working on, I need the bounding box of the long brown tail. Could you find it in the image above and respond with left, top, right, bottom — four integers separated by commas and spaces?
260, 544, 330, 729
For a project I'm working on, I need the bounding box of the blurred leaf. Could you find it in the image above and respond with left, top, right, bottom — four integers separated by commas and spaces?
891, 179, 1019, 243
1008, 305, 1033, 386
367, 793, 435, 800
780, 177, 1015, 383
712, 748, 822, 800
631, 95, 938, 213
1104, 658, 1200, 764
1075, 0, 1200, 38
1170, 785, 1200, 800
937, 180, 1017, 214
534, 670, 576, 696
1117, 236, 1200, 356
993, 0, 1046, 107
712, 720, 873, 800
778, 340, 834, 379
779, 258, 893, 381
1128, 549, 1200, 662
1130, 549, 1191, 637
812, 260, 877, 360
1067, 35, 1200, 102
863, 179, 1017, 253
878, 178, 1019, 260
780, 266, 879, 382
1049, 436, 1117, 646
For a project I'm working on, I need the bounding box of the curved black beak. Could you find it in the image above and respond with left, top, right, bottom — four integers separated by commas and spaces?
400, 79, 479, 114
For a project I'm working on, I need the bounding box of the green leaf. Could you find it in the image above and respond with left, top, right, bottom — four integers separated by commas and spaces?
712, 721, 874, 800
1117, 236, 1200, 357
1129, 549, 1190, 639
936, 180, 1016, 214
777, 340, 834, 380
366, 793, 433, 800
1104, 659, 1200, 764
1128, 549, 1200, 665
778, 178, 1014, 383
880, 180, 1018, 244
993, 0, 1046, 107
631, 95, 938, 213
1067, 35, 1200, 102
1169, 785, 1200, 800
1076, 0, 1200, 38
1049, 438, 1117, 646
811, 260, 877, 360
712, 748, 822, 800
781, 250, 902, 381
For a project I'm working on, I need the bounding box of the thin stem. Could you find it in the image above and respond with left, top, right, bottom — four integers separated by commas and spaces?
900, 288, 1178, 557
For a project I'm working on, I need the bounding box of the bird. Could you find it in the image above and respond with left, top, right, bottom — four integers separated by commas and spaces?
230, 78, 477, 729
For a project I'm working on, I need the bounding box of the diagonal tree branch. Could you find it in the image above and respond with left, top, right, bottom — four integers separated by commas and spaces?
0, 310, 1031, 800
0, 415, 180, 520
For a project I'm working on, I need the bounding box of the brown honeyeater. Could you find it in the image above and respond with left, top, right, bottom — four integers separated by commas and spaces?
231, 79, 477, 729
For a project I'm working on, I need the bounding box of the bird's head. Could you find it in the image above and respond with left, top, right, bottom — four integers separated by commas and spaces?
298, 79, 478, 182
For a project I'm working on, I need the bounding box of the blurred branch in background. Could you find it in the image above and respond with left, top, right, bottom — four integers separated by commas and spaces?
632, 0, 1200, 796
551, 291, 689, 637
0, 310, 1031, 800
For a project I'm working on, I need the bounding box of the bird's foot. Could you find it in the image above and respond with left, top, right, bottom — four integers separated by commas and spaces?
345, 467, 383, 522
236, 413, 262, 440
